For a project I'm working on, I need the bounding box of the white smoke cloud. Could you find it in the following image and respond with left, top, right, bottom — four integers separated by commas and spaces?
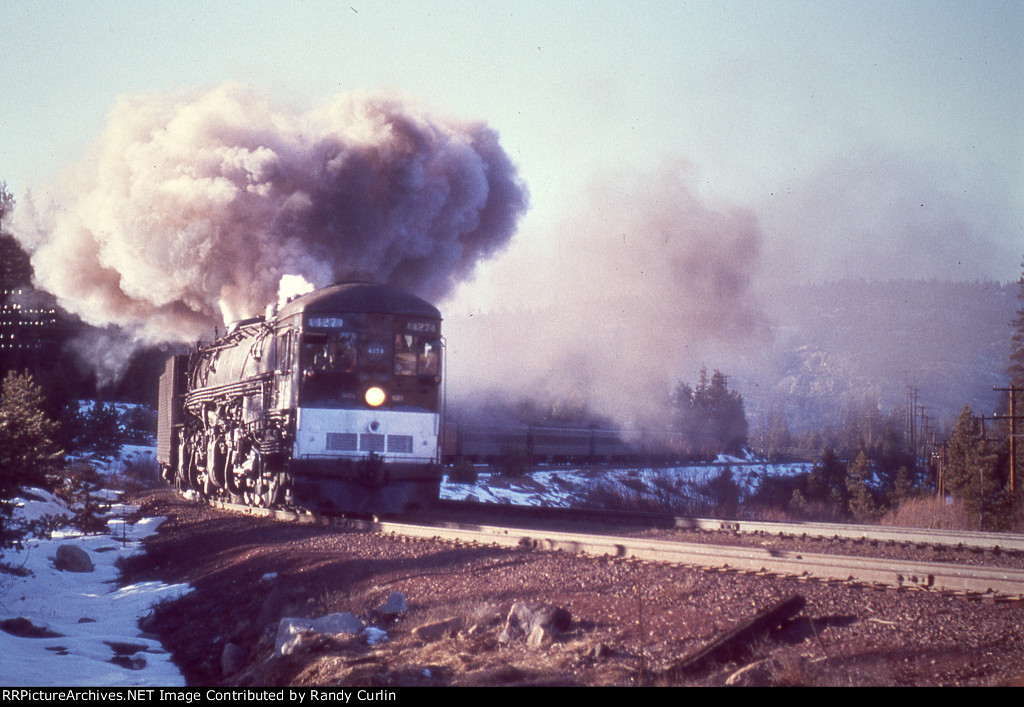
12, 83, 527, 360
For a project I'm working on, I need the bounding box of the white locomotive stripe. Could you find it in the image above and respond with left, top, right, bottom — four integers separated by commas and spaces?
294, 406, 439, 463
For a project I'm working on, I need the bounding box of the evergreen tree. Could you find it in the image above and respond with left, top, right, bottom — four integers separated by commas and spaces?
0, 371, 63, 494
943, 406, 1009, 529
846, 450, 877, 521
0, 371, 64, 552
671, 368, 748, 457
805, 446, 848, 509
79, 401, 124, 455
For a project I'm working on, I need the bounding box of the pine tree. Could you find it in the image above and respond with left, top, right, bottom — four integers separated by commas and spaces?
0, 371, 64, 552
0, 371, 63, 494
805, 446, 848, 510
79, 401, 124, 455
846, 450, 877, 521
671, 368, 749, 457
943, 406, 1009, 530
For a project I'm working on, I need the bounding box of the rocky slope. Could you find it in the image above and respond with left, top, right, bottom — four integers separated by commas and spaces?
119, 488, 1024, 687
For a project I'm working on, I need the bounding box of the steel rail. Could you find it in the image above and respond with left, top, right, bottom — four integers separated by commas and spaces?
678, 517, 1024, 552
379, 519, 1024, 598
439, 499, 1024, 552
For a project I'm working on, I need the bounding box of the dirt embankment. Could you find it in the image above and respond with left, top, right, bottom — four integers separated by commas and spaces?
120, 488, 1024, 687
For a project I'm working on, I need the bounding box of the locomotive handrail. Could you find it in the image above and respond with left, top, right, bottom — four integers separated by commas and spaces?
183, 373, 273, 409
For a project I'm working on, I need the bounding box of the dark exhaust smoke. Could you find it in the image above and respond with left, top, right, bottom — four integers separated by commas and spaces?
12, 83, 527, 375
444, 162, 770, 427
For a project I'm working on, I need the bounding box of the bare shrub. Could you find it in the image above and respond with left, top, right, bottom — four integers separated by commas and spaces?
880, 494, 973, 530
736, 504, 797, 522
582, 481, 662, 513
55, 461, 109, 534
122, 453, 159, 486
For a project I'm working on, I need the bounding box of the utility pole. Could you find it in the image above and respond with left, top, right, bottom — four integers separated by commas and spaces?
993, 385, 1021, 500
905, 381, 920, 461
918, 405, 930, 466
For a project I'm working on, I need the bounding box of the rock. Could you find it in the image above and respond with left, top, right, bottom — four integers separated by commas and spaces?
275, 613, 365, 656
378, 591, 407, 617
498, 602, 571, 646
54, 544, 94, 573
363, 626, 388, 645
527, 624, 554, 650
311, 612, 365, 635
221, 642, 247, 676
411, 617, 464, 643
110, 655, 147, 670
275, 620, 317, 657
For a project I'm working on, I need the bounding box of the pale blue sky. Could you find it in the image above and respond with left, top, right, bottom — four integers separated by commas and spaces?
3, 0, 1022, 281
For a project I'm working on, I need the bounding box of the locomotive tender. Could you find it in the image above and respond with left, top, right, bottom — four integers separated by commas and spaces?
157, 282, 444, 514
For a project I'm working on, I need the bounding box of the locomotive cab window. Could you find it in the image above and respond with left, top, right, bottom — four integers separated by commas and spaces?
394, 334, 442, 379
419, 339, 441, 378
303, 332, 357, 374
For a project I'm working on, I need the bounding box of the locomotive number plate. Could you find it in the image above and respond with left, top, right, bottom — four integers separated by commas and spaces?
308, 317, 345, 328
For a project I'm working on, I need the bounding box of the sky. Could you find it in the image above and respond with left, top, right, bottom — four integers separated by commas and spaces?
3, 1, 1021, 277
1, 0, 1022, 421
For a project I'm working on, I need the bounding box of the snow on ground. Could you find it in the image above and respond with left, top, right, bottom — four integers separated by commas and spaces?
0, 439, 811, 687
441, 460, 813, 510
0, 449, 191, 687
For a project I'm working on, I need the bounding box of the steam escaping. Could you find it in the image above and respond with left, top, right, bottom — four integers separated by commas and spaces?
277, 274, 316, 309
444, 162, 770, 427
12, 82, 527, 362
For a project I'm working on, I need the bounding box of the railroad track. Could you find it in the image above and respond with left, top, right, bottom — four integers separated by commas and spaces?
437, 499, 1024, 552
210, 499, 1024, 600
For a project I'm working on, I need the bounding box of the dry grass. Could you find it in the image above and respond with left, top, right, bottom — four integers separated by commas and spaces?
879, 495, 973, 530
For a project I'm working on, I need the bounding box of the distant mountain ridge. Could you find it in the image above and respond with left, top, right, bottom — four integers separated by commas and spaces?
751, 278, 1017, 432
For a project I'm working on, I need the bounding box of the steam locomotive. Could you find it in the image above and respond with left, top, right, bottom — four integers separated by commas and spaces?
157, 282, 444, 514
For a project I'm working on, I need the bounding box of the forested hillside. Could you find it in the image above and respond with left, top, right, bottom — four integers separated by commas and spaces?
754, 279, 1017, 432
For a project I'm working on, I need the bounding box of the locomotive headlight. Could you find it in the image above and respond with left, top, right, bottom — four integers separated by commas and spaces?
365, 386, 386, 407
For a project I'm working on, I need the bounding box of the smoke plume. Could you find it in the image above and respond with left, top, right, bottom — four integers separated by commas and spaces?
12, 82, 527, 362
444, 162, 770, 426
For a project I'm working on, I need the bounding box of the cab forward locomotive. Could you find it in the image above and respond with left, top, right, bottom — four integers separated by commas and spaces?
157, 282, 444, 513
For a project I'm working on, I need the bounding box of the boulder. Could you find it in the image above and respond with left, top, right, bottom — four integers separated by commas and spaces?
54, 544, 93, 573
498, 602, 571, 647
275, 613, 365, 656
310, 612, 365, 635
378, 592, 407, 617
